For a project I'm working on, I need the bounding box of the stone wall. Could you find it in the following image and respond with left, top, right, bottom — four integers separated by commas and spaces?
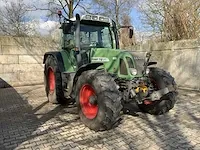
0, 36, 59, 88
129, 38, 200, 90
0, 36, 200, 89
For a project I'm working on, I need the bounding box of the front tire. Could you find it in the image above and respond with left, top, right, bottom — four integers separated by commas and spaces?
138, 67, 178, 115
75, 70, 122, 131
44, 55, 65, 104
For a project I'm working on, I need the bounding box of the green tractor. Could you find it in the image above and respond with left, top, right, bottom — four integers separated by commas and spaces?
43, 13, 178, 131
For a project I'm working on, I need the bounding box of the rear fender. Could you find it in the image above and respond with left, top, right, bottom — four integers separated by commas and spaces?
43, 52, 65, 72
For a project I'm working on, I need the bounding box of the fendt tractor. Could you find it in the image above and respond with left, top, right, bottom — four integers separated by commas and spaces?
43, 12, 178, 131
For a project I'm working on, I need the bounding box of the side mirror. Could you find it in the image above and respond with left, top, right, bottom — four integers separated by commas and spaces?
129, 27, 134, 39
62, 23, 75, 34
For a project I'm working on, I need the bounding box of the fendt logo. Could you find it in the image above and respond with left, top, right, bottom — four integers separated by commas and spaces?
91, 57, 110, 62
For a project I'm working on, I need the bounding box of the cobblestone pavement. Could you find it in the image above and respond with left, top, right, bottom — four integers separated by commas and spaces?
0, 85, 200, 150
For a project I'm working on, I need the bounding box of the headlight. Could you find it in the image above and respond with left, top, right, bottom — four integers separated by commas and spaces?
84, 15, 92, 20
82, 15, 110, 23
130, 68, 137, 75
146, 68, 150, 74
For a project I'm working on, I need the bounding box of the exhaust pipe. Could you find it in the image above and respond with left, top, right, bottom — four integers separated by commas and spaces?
75, 14, 82, 68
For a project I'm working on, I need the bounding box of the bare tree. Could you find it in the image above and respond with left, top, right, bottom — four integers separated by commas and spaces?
33, 0, 82, 19
0, 0, 34, 36
81, 0, 136, 26
138, 0, 200, 41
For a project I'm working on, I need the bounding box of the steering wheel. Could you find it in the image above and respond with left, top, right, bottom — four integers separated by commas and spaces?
89, 41, 97, 47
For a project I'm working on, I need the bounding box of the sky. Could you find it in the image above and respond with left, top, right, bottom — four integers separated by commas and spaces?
30, 8, 144, 34
0, 0, 145, 36
130, 9, 143, 31
23, 0, 144, 31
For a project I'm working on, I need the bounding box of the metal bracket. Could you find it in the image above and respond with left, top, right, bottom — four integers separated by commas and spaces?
150, 85, 175, 101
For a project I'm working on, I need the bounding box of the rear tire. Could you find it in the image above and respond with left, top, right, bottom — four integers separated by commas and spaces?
75, 70, 122, 131
44, 55, 65, 104
138, 67, 178, 115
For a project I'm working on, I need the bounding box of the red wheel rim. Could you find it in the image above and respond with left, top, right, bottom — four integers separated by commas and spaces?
144, 100, 153, 105
80, 84, 98, 119
48, 67, 55, 94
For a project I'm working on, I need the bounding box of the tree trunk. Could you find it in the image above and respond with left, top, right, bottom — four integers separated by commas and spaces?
68, 0, 74, 18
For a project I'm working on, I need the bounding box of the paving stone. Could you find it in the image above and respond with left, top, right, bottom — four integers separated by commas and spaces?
0, 86, 199, 150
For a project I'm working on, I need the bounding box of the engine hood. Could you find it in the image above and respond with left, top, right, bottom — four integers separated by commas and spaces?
90, 48, 143, 80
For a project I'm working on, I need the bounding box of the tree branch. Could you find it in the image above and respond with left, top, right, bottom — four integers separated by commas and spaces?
78, 4, 93, 14
65, 0, 69, 7
73, 0, 81, 12
58, 0, 69, 17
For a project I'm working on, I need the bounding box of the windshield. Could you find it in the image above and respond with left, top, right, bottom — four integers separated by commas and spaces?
80, 24, 113, 50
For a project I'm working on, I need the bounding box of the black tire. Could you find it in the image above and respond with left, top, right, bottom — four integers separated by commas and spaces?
75, 70, 122, 131
44, 55, 65, 104
138, 67, 178, 115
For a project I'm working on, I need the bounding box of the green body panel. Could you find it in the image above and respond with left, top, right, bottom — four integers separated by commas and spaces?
59, 48, 143, 80
90, 48, 143, 80
60, 50, 76, 72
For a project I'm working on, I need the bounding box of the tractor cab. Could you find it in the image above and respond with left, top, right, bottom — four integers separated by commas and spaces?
61, 14, 120, 51
79, 15, 117, 51
61, 14, 133, 51
60, 14, 135, 76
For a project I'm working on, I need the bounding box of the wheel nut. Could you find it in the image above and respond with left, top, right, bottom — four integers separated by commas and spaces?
89, 96, 97, 105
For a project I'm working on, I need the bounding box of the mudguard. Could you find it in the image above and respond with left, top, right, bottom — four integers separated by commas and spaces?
74, 63, 103, 79
43, 51, 65, 72
70, 63, 103, 98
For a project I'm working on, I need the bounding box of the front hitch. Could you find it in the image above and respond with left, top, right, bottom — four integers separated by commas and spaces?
147, 85, 176, 101
143, 52, 151, 75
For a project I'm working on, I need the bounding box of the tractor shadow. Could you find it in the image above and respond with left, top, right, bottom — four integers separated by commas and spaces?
0, 79, 78, 150
0, 78, 199, 150
122, 101, 142, 116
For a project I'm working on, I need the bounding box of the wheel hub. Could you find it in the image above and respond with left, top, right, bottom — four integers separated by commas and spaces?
79, 84, 98, 119
89, 95, 97, 105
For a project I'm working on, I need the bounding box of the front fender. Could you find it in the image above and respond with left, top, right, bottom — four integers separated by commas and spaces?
74, 63, 103, 79
70, 63, 103, 98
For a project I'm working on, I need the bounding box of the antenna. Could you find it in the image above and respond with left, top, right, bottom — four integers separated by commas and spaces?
58, 10, 62, 24
57, 10, 73, 23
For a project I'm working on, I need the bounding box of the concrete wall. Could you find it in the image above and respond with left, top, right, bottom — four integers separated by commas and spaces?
0, 36, 59, 88
129, 38, 200, 90
0, 36, 200, 89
